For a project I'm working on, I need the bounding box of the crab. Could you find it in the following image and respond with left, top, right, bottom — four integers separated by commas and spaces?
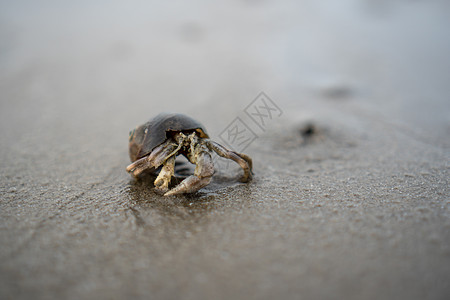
126, 112, 253, 196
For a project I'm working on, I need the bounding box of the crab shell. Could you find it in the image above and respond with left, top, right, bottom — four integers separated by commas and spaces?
128, 112, 209, 162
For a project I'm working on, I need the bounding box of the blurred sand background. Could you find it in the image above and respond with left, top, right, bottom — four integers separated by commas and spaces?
1, 1, 449, 299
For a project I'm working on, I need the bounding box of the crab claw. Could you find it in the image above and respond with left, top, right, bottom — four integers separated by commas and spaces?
164, 175, 212, 196
164, 151, 214, 196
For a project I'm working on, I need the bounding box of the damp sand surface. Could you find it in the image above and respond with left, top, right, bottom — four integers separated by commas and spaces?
1, 1, 449, 299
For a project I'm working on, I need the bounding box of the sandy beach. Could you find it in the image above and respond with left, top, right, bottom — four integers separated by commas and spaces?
1, 1, 449, 299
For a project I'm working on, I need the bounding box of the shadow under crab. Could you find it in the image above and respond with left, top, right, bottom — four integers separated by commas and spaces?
126, 113, 253, 196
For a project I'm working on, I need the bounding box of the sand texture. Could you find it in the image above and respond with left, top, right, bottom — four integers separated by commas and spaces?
1, 1, 449, 299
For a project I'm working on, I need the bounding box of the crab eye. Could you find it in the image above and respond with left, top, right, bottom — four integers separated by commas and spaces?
129, 129, 135, 141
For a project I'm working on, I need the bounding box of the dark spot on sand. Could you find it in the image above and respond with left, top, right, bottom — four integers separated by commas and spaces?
300, 123, 317, 138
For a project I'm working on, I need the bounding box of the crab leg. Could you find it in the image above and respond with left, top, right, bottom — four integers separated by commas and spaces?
126, 156, 152, 177
206, 140, 253, 182
154, 155, 176, 193
164, 151, 214, 196
126, 139, 178, 177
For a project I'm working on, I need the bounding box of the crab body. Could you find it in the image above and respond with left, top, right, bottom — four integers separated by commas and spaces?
128, 112, 209, 162
127, 113, 252, 196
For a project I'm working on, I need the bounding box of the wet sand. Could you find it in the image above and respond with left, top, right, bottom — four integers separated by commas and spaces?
1, 1, 449, 299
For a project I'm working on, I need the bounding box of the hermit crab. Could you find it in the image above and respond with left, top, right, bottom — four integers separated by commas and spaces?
126, 113, 253, 196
